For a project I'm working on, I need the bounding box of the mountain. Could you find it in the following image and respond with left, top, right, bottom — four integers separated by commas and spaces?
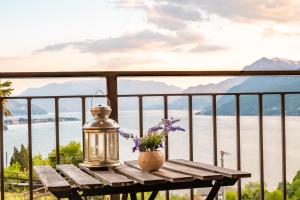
198, 57, 300, 115
164, 77, 244, 110
20, 79, 183, 112
7, 100, 47, 116
243, 57, 300, 71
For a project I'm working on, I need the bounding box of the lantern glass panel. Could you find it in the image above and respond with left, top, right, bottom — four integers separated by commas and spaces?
106, 130, 119, 162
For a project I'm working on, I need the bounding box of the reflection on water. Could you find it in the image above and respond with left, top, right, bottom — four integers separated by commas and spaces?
4, 110, 300, 190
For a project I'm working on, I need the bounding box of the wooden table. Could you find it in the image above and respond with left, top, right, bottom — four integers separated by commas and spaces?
34, 159, 250, 200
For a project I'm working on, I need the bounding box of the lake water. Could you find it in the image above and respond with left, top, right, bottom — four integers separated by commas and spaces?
4, 110, 300, 190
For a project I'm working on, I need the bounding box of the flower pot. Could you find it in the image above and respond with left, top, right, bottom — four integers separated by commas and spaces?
138, 150, 165, 171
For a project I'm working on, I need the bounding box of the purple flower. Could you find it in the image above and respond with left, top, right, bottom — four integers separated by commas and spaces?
118, 130, 135, 140
164, 126, 186, 132
148, 125, 163, 134
132, 138, 141, 153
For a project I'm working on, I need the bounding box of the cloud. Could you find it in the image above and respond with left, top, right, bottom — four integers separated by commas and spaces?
190, 44, 228, 53
95, 55, 163, 71
193, 0, 300, 23
263, 26, 300, 37
117, 0, 300, 26
116, 1, 202, 30
37, 29, 226, 54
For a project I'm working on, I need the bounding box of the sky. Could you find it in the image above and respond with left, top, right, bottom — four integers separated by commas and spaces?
1, 0, 300, 93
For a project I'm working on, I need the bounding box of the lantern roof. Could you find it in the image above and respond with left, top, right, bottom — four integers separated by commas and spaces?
83, 105, 119, 130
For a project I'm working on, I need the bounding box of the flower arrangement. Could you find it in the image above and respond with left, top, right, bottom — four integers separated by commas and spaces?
119, 118, 185, 153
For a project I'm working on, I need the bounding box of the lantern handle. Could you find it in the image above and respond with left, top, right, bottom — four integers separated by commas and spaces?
91, 89, 111, 108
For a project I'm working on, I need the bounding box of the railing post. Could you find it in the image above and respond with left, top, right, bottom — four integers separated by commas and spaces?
106, 76, 118, 122
27, 98, 33, 200
258, 94, 264, 200
0, 98, 4, 200
106, 75, 119, 200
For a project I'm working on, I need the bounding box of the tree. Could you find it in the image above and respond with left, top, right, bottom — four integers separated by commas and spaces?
48, 141, 83, 167
33, 154, 49, 166
0, 80, 14, 116
241, 182, 260, 200
9, 145, 29, 171
10, 147, 20, 167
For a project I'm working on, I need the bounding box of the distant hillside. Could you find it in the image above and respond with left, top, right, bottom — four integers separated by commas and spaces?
21, 79, 183, 112
7, 100, 47, 116
198, 57, 300, 115
164, 77, 244, 110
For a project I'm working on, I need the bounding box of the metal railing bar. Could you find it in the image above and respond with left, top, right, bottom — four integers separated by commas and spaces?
212, 95, 218, 166
0, 99, 4, 200
163, 96, 169, 200
188, 95, 194, 200
138, 96, 145, 200
138, 97, 144, 137
81, 97, 86, 160
3, 95, 106, 99
1, 91, 300, 100
258, 94, 265, 200
55, 98, 60, 164
281, 94, 287, 200
163, 96, 169, 160
1, 70, 300, 78
235, 95, 242, 200
188, 95, 194, 161
27, 99, 33, 200
118, 91, 300, 97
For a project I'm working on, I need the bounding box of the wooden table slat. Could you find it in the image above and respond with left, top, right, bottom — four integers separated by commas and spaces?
125, 160, 194, 183
34, 166, 71, 192
79, 164, 134, 187
114, 164, 166, 185
162, 161, 222, 180
57, 164, 102, 188
170, 159, 251, 178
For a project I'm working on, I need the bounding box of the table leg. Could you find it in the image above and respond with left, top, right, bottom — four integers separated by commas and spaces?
122, 193, 128, 200
206, 181, 222, 200
130, 192, 138, 200
148, 191, 158, 200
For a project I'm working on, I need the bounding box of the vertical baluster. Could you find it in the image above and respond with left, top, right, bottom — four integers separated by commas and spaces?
163, 95, 169, 200
0, 98, 4, 200
139, 96, 143, 137
55, 97, 60, 164
82, 97, 86, 160
235, 95, 242, 200
138, 96, 144, 200
212, 95, 218, 200
258, 94, 264, 200
281, 94, 287, 200
212, 95, 218, 166
27, 98, 33, 200
188, 95, 194, 200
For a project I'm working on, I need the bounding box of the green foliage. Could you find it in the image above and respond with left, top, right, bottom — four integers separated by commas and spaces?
265, 189, 282, 200
10, 145, 29, 171
0, 80, 13, 117
226, 191, 237, 200
33, 154, 49, 166
139, 133, 164, 152
286, 170, 300, 200
242, 182, 261, 200
48, 141, 83, 167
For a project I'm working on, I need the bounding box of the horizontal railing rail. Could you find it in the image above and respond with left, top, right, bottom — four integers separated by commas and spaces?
0, 70, 300, 78
0, 70, 299, 200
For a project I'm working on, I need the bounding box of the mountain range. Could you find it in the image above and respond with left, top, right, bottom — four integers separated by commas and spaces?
8, 57, 300, 116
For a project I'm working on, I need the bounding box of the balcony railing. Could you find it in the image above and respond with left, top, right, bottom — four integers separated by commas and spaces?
1, 70, 300, 200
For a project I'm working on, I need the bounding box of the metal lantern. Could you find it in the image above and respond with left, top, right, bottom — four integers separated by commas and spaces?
82, 90, 120, 168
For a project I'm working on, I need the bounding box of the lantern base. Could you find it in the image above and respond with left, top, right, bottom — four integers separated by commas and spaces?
79, 161, 120, 169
